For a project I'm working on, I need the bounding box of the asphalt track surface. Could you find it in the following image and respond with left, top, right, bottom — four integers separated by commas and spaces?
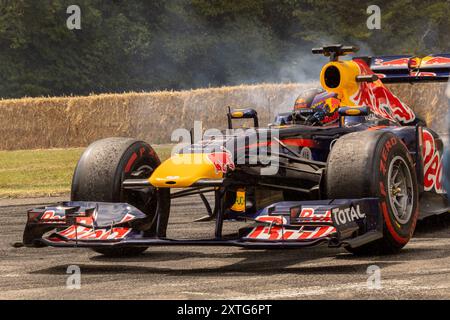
1, 195, 450, 300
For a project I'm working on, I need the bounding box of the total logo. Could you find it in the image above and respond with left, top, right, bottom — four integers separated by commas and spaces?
332, 205, 366, 226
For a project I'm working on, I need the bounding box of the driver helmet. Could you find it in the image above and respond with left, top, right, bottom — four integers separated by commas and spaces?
294, 88, 325, 110
294, 88, 341, 125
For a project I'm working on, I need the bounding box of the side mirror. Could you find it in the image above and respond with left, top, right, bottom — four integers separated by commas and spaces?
227, 107, 259, 129
338, 106, 370, 117
271, 112, 294, 127
338, 106, 370, 127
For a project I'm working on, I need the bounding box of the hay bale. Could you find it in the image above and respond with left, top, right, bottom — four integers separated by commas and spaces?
0, 82, 447, 150
0, 84, 312, 150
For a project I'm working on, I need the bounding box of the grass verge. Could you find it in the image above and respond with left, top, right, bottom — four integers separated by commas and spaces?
0, 145, 172, 199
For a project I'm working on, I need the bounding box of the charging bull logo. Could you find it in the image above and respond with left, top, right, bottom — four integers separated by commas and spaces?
421, 56, 450, 67
207, 151, 235, 174
351, 59, 416, 124
423, 129, 445, 194
374, 57, 410, 67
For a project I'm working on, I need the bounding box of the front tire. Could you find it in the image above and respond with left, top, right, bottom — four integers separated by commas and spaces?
71, 137, 170, 257
326, 131, 419, 255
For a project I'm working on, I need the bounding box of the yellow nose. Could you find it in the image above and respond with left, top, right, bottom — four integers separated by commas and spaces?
149, 154, 223, 188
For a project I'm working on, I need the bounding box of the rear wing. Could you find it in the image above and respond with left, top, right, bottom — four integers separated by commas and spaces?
355, 54, 450, 83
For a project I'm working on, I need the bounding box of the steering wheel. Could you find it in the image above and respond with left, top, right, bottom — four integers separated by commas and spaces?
293, 108, 327, 126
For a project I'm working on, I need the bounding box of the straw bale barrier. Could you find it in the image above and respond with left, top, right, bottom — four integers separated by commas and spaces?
0, 83, 447, 150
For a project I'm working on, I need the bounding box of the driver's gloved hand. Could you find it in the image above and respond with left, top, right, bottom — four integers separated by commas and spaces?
307, 109, 326, 125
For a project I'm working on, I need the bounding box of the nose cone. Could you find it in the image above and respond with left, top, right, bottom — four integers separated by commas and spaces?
149, 154, 224, 188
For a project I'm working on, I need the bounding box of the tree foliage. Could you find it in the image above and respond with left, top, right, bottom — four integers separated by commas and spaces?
0, 0, 449, 98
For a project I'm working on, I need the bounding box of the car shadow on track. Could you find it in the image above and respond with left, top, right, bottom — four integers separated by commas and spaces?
334, 246, 449, 262
30, 245, 404, 277
91, 246, 340, 263
414, 213, 450, 237
32, 260, 399, 277
30, 243, 448, 277
29, 213, 450, 277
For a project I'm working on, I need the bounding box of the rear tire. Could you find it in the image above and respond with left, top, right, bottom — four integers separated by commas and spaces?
71, 137, 170, 257
326, 131, 419, 255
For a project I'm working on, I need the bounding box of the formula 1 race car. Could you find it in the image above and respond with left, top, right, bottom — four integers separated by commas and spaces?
23, 45, 450, 257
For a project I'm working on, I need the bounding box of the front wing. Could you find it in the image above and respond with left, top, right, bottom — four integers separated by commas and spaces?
23, 198, 383, 250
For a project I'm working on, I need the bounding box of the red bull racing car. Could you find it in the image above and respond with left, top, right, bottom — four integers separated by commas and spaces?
23, 45, 450, 256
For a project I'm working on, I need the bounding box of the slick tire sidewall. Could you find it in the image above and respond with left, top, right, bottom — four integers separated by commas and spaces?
327, 131, 419, 254
374, 134, 419, 247
71, 137, 170, 257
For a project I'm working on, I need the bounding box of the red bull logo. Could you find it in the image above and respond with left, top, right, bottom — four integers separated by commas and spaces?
374, 57, 410, 67
422, 56, 450, 66
422, 129, 445, 193
207, 151, 235, 174
375, 56, 450, 70
246, 225, 336, 241
41, 210, 65, 222
58, 225, 131, 240
294, 98, 307, 110
351, 59, 416, 124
